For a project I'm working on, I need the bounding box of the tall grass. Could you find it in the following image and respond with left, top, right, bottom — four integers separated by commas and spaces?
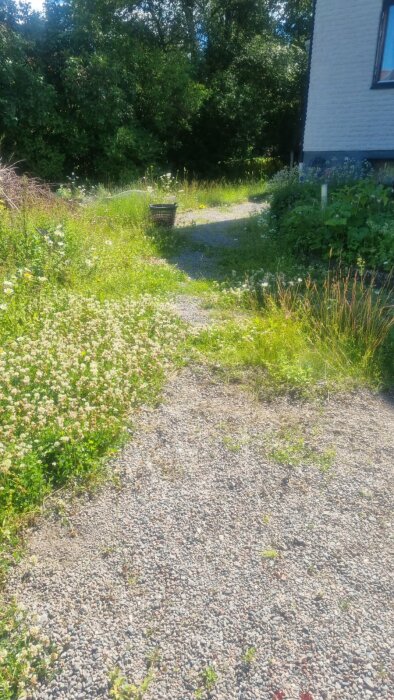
302, 271, 394, 371
100, 178, 267, 211
193, 271, 394, 393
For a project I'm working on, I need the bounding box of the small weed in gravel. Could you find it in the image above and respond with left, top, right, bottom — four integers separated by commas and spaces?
267, 426, 336, 472
242, 646, 257, 666
222, 435, 249, 452
108, 667, 154, 700
195, 665, 219, 698
261, 548, 279, 560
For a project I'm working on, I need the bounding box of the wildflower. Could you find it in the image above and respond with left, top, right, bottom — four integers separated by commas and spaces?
0, 303, 7, 311
0, 458, 11, 474
105, 240, 113, 246
3, 287, 14, 295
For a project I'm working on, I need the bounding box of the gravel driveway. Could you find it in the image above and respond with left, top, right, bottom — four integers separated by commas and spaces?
7, 205, 394, 700
171, 201, 267, 279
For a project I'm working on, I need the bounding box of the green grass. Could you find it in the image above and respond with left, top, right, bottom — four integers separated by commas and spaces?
1, 176, 393, 699
190, 294, 390, 396
0, 193, 188, 590
189, 213, 394, 394
101, 178, 268, 211
214, 212, 303, 282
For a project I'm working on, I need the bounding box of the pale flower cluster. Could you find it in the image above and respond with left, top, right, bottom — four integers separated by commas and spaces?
1, 268, 48, 313
0, 602, 57, 699
0, 293, 182, 476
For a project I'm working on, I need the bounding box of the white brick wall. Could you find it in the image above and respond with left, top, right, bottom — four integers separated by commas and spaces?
304, 0, 394, 154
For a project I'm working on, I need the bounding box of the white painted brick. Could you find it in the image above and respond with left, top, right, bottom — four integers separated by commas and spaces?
304, 0, 394, 153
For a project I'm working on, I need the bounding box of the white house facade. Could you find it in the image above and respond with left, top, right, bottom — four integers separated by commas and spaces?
303, 0, 394, 167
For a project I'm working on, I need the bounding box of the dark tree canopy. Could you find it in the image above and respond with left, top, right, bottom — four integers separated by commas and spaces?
0, 0, 313, 181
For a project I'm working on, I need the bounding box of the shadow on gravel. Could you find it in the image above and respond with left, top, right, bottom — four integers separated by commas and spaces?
169, 216, 250, 279
381, 390, 394, 408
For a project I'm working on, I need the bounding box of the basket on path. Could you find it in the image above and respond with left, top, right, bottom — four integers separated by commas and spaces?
149, 203, 177, 227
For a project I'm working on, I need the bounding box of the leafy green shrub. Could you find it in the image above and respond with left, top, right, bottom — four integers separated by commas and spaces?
268, 167, 319, 221
274, 177, 394, 269
270, 181, 318, 222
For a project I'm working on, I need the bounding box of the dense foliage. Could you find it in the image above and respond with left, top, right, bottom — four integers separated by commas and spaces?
269, 169, 394, 270
0, 0, 312, 181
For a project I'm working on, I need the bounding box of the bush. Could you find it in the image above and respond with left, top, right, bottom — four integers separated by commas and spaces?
271, 175, 394, 270
270, 181, 318, 221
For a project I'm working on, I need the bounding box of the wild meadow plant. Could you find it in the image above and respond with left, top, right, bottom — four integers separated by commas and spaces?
0, 292, 183, 536
0, 601, 58, 699
0, 178, 189, 697
0, 188, 187, 573
193, 270, 394, 393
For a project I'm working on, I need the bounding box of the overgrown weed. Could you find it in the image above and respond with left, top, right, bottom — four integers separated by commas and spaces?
191, 270, 394, 394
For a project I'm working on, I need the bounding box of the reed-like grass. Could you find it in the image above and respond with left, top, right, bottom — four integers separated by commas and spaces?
193, 271, 394, 393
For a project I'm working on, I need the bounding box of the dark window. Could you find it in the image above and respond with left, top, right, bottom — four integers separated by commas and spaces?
374, 1, 394, 86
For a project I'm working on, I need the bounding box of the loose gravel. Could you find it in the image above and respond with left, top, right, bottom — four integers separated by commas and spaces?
7, 204, 394, 699
9, 368, 394, 699
172, 201, 267, 279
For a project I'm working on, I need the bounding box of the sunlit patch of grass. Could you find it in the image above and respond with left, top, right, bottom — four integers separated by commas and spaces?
59, 198, 186, 300
191, 272, 394, 394
102, 179, 268, 211
0, 192, 190, 595
175, 180, 267, 210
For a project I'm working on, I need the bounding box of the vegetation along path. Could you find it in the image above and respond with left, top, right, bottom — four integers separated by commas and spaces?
8, 204, 394, 700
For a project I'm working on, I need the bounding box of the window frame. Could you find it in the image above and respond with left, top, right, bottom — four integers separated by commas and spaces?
373, 0, 394, 88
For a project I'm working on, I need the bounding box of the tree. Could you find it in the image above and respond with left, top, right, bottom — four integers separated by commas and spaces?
0, 0, 312, 180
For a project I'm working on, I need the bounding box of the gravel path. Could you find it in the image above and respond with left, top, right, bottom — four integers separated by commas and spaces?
172, 201, 267, 279
8, 204, 394, 699
9, 370, 394, 699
